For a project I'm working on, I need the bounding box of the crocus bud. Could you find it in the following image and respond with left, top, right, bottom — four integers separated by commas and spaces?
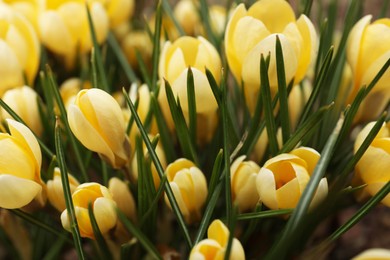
158, 36, 222, 115
0, 3, 39, 94
38, 1, 109, 66
174, 0, 201, 36
104, 0, 134, 28
122, 31, 153, 70
231, 155, 261, 212
164, 158, 207, 224
68, 88, 131, 169
346, 16, 390, 122
352, 248, 390, 260
0, 119, 44, 209
61, 182, 117, 239
225, 0, 317, 113
256, 147, 328, 209
1, 86, 43, 136
47, 168, 80, 212
108, 177, 136, 222
189, 219, 245, 260
354, 121, 390, 206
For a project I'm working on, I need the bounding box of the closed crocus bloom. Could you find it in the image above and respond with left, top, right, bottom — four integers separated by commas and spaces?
47, 167, 80, 212
38, 0, 108, 66
225, 0, 317, 113
230, 155, 261, 212
159, 36, 221, 115
122, 30, 152, 70
68, 88, 131, 169
0, 3, 39, 94
108, 177, 136, 221
347, 16, 390, 122
354, 121, 390, 206
352, 248, 390, 260
189, 219, 245, 260
1, 86, 43, 136
164, 158, 207, 224
174, 0, 200, 36
61, 182, 117, 239
256, 147, 328, 210
0, 119, 43, 209
101, 0, 134, 28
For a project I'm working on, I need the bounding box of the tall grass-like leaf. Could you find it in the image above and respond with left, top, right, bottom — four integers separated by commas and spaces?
46, 66, 89, 182
42, 236, 66, 260
151, 2, 162, 91
123, 88, 193, 248
161, 0, 185, 37
117, 209, 162, 260
88, 203, 112, 260
266, 116, 343, 259
260, 54, 278, 156
0, 98, 54, 159
298, 47, 334, 127
300, 0, 314, 16
238, 209, 293, 221
135, 50, 152, 88
54, 120, 85, 260
107, 32, 138, 83
275, 36, 290, 144
207, 149, 223, 203
164, 81, 199, 164
85, 5, 109, 92
187, 67, 197, 146
198, 0, 217, 46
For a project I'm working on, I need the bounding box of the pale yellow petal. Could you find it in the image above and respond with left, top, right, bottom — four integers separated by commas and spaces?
230, 238, 246, 260
356, 145, 390, 183
276, 178, 300, 209
290, 146, 320, 174
165, 158, 195, 181
0, 40, 23, 94
190, 239, 222, 260
93, 197, 117, 234
0, 174, 41, 209
197, 36, 222, 81
365, 183, 390, 207
208, 219, 229, 247
361, 51, 390, 92
158, 41, 171, 79
166, 47, 186, 82
309, 177, 328, 209
353, 248, 390, 260
165, 182, 189, 217
256, 168, 278, 209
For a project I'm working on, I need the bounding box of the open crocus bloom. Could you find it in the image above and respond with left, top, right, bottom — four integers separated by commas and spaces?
256, 147, 328, 210
224, 0, 317, 113
68, 88, 131, 169
189, 219, 245, 260
164, 158, 207, 224
346, 16, 390, 122
0, 119, 44, 209
61, 182, 117, 239
354, 122, 390, 206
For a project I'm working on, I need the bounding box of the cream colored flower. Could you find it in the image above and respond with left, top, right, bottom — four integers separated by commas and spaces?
354, 121, 390, 206
256, 147, 328, 209
68, 88, 131, 169
225, 0, 317, 113
47, 167, 80, 212
61, 182, 117, 239
100, 0, 134, 28
189, 219, 245, 260
158, 36, 221, 115
230, 155, 261, 212
346, 16, 390, 122
164, 158, 207, 224
121, 31, 153, 70
1, 86, 43, 136
0, 3, 39, 94
38, 0, 109, 66
0, 119, 43, 209
108, 177, 136, 221
352, 248, 390, 260
174, 0, 200, 36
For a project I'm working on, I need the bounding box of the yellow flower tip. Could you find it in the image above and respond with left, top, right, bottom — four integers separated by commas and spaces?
158, 35, 222, 115
174, 0, 200, 36
347, 15, 390, 122
47, 168, 80, 212
164, 158, 208, 224
354, 122, 390, 206
61, 182, 117, 239
1, 86, 43, 136
190, 219, 245, 260
230, 155, 261, 212
108, 177, 136, 222
256, 147, 327, 210
68, 88, 131, 169
352, 248, 390, 260
225, 0, 316, 114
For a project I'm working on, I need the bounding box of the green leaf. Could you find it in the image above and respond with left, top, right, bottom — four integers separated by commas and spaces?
300, 0, 314, 16
198, 0, 217, 46
135, 49, 152, 88
161, 0, 185, 37
238, 209, 293, 221
207, 149, 223, 204
88, 203, 112, 260
275, 36, 290, 144
123, 88, 193, 248
86, 4, 109, 92
261, 54, 278, 156
117, 209, 162, 260
107, 32, 138, 83
151, 2, 163, 91
266, 116, 343, 259
187, 67, 197, 146
46, 66, 89, 182
54, 120, 85, 260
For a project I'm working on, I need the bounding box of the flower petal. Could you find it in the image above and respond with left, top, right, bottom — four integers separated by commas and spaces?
256, 168, 278, 209
93, 197, 117, 235
208, 219, 229, 247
